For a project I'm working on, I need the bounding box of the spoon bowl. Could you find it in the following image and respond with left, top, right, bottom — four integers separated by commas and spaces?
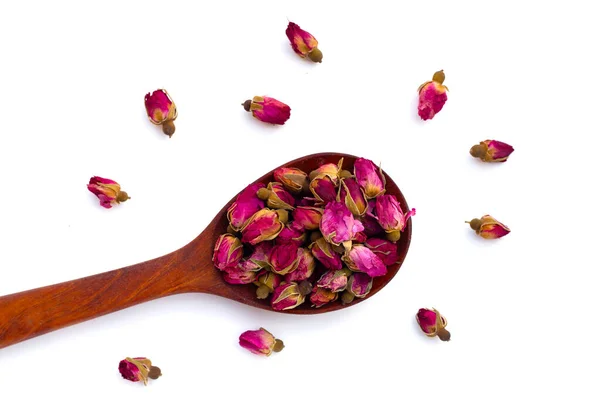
0, 152, 411, 349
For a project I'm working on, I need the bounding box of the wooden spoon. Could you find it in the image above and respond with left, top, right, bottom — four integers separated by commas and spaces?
0, 152, 412, 349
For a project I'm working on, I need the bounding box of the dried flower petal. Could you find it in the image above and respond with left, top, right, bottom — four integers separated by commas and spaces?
418, 70, 448, 121
241, 208, 285, 245
87, 176, 130, 209
227, 183, 266, 231
144, 89, 177, 137
342, 244, 387, 277
365, 238, 398, 266
354, 158, 386, 199
285, 247, 316, 282
470, 140, 514, 163
291, 206, 323, 231
270, 244, 301, 275
212, 234, 244, 270
274, 167, 309, 194
309, 286, 338, 308
242, 96, 291, 125
310, 237, 343, 270
286, 22, 323, 63
416, 308, 451, 341
119, 357, 161, 385
271, 282, 306, 311
467, 215, 510, 239
239, 328, 284, 356
339, 177, 368, 216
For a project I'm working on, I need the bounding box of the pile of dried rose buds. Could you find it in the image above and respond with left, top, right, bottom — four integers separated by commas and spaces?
212, 157, 415, 310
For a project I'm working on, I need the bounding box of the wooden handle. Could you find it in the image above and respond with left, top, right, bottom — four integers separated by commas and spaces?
0, 238, 220, 349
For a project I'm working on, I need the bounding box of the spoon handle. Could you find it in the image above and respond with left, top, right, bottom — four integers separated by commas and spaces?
0, 242, 215, 349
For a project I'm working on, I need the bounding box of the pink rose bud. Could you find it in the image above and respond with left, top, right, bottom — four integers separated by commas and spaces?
418, 70, 448, 121
242, 96, 291, 125
309, 286, 338, 308
365, 238, 399, 266
87, 176, 130, 209
276, 224, 306, 246
239, 328, 284, 356
308, 159, 343, 184
341, 272, 373, 304
227, 183, 266, 231
320, 201, 365, 246
144, 89, 177, 137
241, 208, 285, 245
222, 265, 257, 284
466, 215, 510, 239
274, 167, 309, 194
375, 195, 416, 242
254, 270, 283, 299
310, 237, 343, 270
416, 308, 451, 341
309, 174, 338, 205
291, 206, 323, 231
285, 247, 316, 282
339, 177, 368, 216
212, 233, 244, 270
270, 244, 301, 275
316, 269, 350, 293
257, 182, 296, 210
361, 200, 384, 236
470, 140, 515, 163
354, 158, 386, 199
285, 22, 323, 63
119, 357, 162, 385
243, 241, 273, 271
342, 244, 387, 277
271, 282, 307, 311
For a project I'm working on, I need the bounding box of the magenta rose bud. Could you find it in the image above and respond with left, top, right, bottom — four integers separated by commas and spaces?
212, 233, 244, 270
339, 177, 368, 216
227, 183, 266, 231
257, 182, 296, 210
274, 167, 309, 194
119, 357, 161, 385
270, 244, 301, 275
316, 269, 350, 293
285, 247, 316, 282
309, 159, 343, 184
243, 241, 273, 271
291, 206, 323, 230
310, 237, 343, 270
417, 70, 448, 121
271, 282, 306, 311
375, 195, 415, 242
309, 175, 338, 205
348, 273, 373, 298
467, 215, 510, 239
309, 287, 338, 308
354, 158, 386, 199
276, 224, 306, 246
242, 96, 291, 125
320, 202, 365, 246
416, 308, 451, 341
241, 209, 285, 245
470, 140, 515, 163
239, 328, 284, 356
361, 200, 384, 236
365, 238, 399, 266
285, 22, 323, 63
222, 265, 257, 285
342, 245, 387, 277
87, 176, 130, 209
144, 89, 177, 137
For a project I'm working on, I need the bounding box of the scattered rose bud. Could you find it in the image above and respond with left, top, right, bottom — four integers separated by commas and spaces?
270, 244, 301, 275
365, 238, 398, 266
316, 269, 350, 292
354, 158, 386, 199
257, 182, 296, 210
241, 208, 285, 245
212, 234, 244, 270
466, 215, 510, 239
310, 237, 343, 270
310, 286, 338, 308
320, 201, 365, 246
291, 206, 323, 230
222, 265, 257, 285
285, 22, 323, 63
285, 247, 316, 282
239, 328, 284, 356
87, 176, 130, 209
274, 167, 309, 194
254, 271, 283, 299
119, 357, 161, 385
375, 195, 415, 242
339, 177, 368, 216
341, 272, 373, 304
242, 96, 291, 125
416, 308, 451, 341
144, 89, 177, 137
309, 174, 338, 205
342, 244, 387, 277
470, 140, 515, 163
418, 70, 448, 121
271, 282, 307, 311
227, 183, 266, 231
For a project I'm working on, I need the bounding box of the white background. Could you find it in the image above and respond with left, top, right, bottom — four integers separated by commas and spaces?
0, 0, 598, 398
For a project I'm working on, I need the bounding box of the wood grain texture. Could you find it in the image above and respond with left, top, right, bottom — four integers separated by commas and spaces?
0, 152, 412, 349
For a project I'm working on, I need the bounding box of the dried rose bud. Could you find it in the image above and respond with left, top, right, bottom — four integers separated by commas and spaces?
375, 195, 415, 242
223, 265, 257, 285
285, 247, 316, 282
276, 224, 306, 246
341, 272, 373, 304
243, 241, 273, 271
310, 287, 338, 308
212, 234, 244, 270
353, 231, 367, 243
466, 215, 510, 239
354, 158, 386, 199
309, 159, 343, 183
285, 22, 323, 63
365, 238, 398, 266
270, 244, 301, 275
470, 140, 515, 163
242, 96, 291, 125
320, 201, 365, 246
291, 206, 323, 231
257, 182, 296, 210
310, 237, 343, 270
227, 183, 266, 231
271, 282, 306, 311
254, 270, 283, 299
144, 89, 177, 137
342, 244, 387, 277
316, 268, 350, 293
274, 167, 309, 194
241, 208, 285, 245
416, 308, 451, 341
418, 70, 448, 121
119, 357, 161, 385
361, 200, 384, 236
87, 176, 130, 209
339, 177, 368, 216
309, 174, 338, 205
239, 328, 284, 356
